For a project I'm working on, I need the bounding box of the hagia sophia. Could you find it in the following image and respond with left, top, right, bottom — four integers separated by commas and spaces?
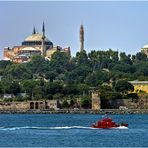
3, 22, 71, 63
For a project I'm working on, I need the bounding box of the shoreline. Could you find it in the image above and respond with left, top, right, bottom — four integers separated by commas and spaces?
0, 109, 148, 114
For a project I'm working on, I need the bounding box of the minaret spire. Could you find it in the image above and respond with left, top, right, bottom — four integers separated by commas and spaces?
42, 21, 45, 36
80, 24, 84, 52
33, 26, 36, 34
42, 21, 46, 57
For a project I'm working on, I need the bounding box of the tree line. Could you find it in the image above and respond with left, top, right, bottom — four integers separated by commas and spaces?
0, 49, 147, 108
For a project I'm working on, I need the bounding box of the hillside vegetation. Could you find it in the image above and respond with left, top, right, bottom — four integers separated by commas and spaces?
0, 49, 147, 107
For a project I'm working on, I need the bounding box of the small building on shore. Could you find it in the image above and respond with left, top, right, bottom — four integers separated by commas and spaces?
130, 81, 148, 93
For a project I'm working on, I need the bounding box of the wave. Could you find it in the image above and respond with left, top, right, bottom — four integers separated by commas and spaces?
0, 126, 128, 131
0, 126, 93, 131
116, 126, 128, 129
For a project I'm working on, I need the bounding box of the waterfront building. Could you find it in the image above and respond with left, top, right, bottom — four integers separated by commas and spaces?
3, 23, 70, 63
130, 81, 148, 93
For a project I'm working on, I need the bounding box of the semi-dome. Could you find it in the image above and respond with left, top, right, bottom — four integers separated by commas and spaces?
21, 47, 40, 51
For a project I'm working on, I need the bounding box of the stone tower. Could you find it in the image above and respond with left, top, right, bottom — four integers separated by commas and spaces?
42, 22, 46, 57
91, 90, 101, 110
80, 25, 84, 52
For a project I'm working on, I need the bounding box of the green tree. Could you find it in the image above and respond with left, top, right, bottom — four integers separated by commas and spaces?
2, 79, 21, 95
113, 80, 134, 94
45, 71, 57, 82
21, 80, 38, 99
80, 97, 90, 109
50, 51, 70, 74
26, 55, 50, 75
0, 60, 12, 75
76, 50, 90, 66
0, 82, 4, 94
120, 52, 132, 65
33, 85, 43, 100
63, 84, 79, 96
4, 64, 32, 80
85, 72, 99, 87
134, 52, 147, 63
77, 84, 89, 96
44, 80, 63, 97
62, 100, 70, 108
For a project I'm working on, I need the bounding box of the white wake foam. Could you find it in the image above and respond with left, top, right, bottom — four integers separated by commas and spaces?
0, 125, 128, 131
116, 126, 128, 129
0, 126, 92, 130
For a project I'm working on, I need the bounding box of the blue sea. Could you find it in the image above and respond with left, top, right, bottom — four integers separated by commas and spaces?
0, 114, 148, 147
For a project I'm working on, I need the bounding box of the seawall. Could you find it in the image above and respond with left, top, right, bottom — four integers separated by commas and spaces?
0, 109, 148, 114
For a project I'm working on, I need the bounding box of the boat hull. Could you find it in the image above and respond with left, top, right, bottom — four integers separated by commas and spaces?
92, 123, 128, 129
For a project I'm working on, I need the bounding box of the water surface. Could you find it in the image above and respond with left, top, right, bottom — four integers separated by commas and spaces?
0, 114, 147, 147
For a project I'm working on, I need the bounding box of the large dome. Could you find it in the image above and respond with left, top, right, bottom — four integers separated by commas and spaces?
22, 33, 53, 46
24, 33, 49, 42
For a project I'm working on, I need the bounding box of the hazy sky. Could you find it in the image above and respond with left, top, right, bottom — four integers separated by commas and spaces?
1, 1, 148, 59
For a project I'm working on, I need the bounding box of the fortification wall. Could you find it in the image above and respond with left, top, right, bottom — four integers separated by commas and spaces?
0, 100, 59, 111
0, 102, 30, 111
105, 97, 148, 109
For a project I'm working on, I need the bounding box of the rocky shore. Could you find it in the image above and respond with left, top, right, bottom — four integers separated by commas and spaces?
0, 109, 148, 114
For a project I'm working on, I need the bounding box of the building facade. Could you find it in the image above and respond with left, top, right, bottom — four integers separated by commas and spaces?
130, 81, 148, 93
4, 23, 70, 63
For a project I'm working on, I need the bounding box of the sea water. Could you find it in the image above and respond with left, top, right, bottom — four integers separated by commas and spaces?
0, 114, 147, 147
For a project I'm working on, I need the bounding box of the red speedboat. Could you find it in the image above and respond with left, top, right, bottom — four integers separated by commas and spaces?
92, 115, 128, 129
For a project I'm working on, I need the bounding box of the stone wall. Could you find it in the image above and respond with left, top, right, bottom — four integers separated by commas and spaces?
0, 102, 30, 111
104, 94, 148, 109
0, 100, 59, 111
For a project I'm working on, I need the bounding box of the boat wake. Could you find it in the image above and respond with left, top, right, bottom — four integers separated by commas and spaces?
0, 126, 128, 131
116, 126, 128, 129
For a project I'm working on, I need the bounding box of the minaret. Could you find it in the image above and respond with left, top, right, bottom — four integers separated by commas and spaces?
42, 22, 46, 57
80, 24, 84, 52
32, 26, 36, 34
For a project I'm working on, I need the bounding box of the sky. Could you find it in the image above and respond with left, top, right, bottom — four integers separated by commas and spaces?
1, 1, 148, 59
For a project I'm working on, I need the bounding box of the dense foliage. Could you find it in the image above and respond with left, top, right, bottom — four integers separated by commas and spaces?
0, 49, 147, 107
